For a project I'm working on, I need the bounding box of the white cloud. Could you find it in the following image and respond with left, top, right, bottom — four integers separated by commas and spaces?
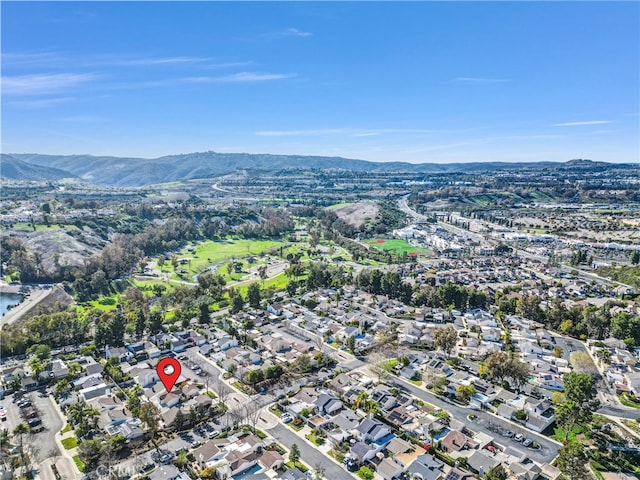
7, 97, 76, 109
2, 73, 98, 96
284, 28, 312, 37
213, 72, 296, 82
552, 120, 614, 126
114, 56, 212, 66
264, 28, 313, 39
455, 77, 511, 84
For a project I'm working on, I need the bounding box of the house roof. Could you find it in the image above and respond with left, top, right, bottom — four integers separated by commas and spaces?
466, 450, 499, 474
440, 430, 469, 452
357, 417, 384, 435
377, 458, 404, 479
281, 467, 306, 480
351, 441, 374, 460
258, 450, 284, 469
386, 437, 413, 455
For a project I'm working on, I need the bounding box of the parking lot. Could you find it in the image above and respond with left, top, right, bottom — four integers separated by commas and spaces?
0, 391, 62, 462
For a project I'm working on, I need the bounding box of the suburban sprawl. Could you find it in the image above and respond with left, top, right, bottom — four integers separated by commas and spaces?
1, 155, 639, 480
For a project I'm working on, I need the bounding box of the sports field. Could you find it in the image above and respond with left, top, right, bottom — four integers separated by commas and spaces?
366, 238, 428, 256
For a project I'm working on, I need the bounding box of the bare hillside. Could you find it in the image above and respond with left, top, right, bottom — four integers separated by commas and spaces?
333, 201, 379, 227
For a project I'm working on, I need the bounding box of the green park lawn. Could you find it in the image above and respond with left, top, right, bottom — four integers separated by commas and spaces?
169, 238, 288, 278
366, 238, 428, 256
326, 202, 354, 210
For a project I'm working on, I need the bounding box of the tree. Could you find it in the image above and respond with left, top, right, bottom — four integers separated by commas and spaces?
456, 384, 476, 404
553, 346, 563, 358
631, 250, 640, 265
289, 443, 300, 464
554, 400, 580, 440
78, 439, 103, 472
148, 310, 164, 334
139, 402, 161, 451
435, 410, 450, 425
509, 359, 530, 392
484, 464, 508, 480
247, 282, 261, 309
26, 343, 51, 361
0, 428, 10, 449
555, 441, 589, 480
126, 388, 142, 417
12, 423, 29, 467
313, 463, 326, 480
434, 325, 458, 357
346, 335, 356, 354
357, 466, 374, 480
559, 372, 599, 434
551, 391, 566, 405
569, 351, 597, 374
258, 265, 268, 285
231, 294, 245, 314
564, 371, 597, 407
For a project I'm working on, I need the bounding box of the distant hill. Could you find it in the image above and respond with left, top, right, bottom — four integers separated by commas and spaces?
0, 154, 76, 182
5, 152, 636, 187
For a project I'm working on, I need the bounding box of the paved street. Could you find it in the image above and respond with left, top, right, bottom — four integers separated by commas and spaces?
266, 423, 354, 479
389, 376, 560, 464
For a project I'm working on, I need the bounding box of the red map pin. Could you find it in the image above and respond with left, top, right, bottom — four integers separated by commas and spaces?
157, 357, 181, 392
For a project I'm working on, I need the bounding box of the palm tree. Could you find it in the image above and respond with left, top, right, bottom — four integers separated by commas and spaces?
0, 428, 10, 450
85, 406, 100, 430
66, 401, 86, 426
354, 392, 369, 410
13, 423, 30, 469
365, 400, 380, 416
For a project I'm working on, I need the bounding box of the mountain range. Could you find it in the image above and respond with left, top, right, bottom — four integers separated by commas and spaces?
1, 152, 635, 187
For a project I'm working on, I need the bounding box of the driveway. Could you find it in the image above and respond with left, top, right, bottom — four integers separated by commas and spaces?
267, 423, 355, 478
390, 377, 560, 464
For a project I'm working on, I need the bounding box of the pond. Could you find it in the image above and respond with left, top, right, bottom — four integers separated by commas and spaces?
0, 292, 24, 316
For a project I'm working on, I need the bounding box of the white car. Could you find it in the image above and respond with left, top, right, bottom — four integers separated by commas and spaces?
207, 429, 220, 439
281, 414, 293, 423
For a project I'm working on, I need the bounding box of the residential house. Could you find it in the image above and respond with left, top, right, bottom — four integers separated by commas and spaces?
377, 458, 405, 480
355, 417, 390, 442
406, 454, 444, 480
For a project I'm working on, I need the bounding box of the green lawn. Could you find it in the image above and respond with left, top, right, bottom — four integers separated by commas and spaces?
619, 393, 640, 409
285, 461, 308, 473
72, 455, 85, 472
170, 238, 288, 279
62, 437, 78, 449
11, 223, 78, 231
326, 202, 354, 210
60, 424, 72, 434
305, 432, 325, 446
551, 424, 585, 442
366, 238, 428, 256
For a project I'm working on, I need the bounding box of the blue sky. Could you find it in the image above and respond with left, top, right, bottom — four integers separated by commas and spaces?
2, 1, 639, 163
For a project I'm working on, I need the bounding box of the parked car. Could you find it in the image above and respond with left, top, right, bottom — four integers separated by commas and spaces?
207, 429, 220, 439
503, 431, 514, 438
0, 411, 6, 421
514, 433, 524, 442
522, 438, 533, 448
139, 463, 155, 474
159, 453, 174, 464
281, 413, 293, 423
28, 418, 42, 427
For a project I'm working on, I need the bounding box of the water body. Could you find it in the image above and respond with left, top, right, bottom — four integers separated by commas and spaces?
0, 292, 24, 316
